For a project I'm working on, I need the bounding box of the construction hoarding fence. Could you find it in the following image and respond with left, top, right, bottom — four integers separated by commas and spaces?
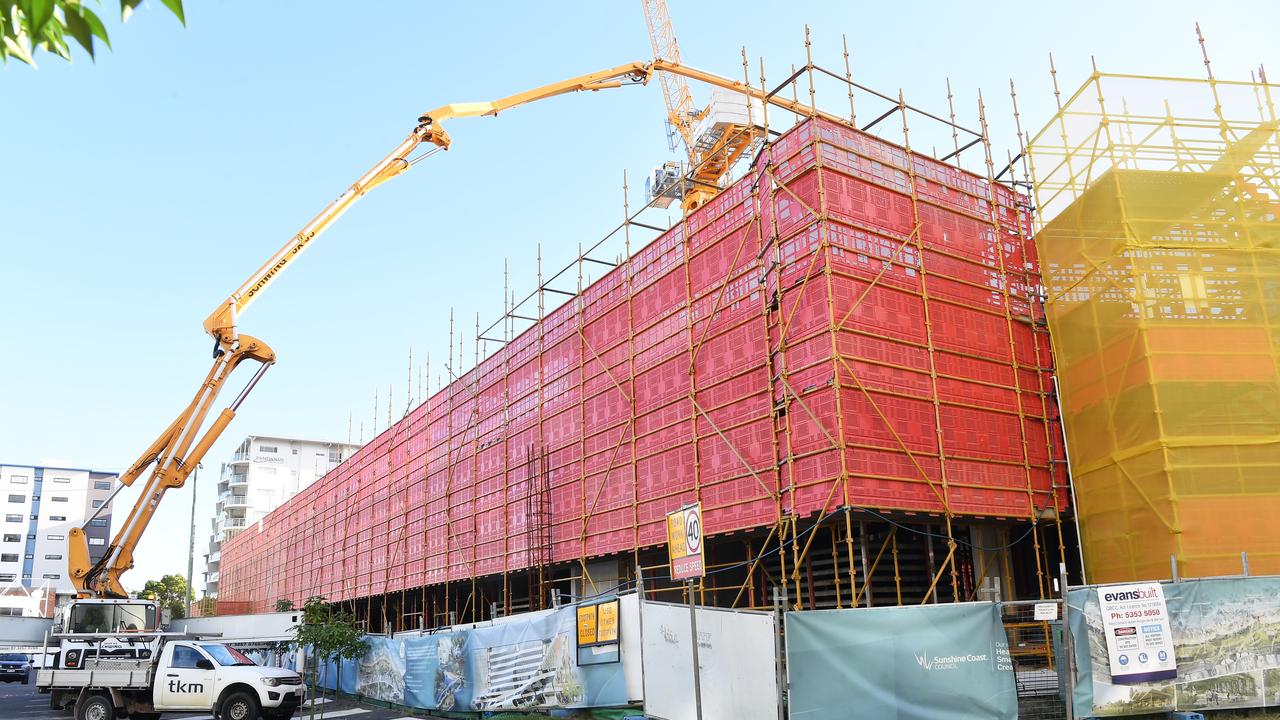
1029, 71, 1280, 583
786, 601, 1017, 720
640, 601, 779, 720
219, 102, 1070, 625
317, 594, 641, 712
1067, 575, 1280, 716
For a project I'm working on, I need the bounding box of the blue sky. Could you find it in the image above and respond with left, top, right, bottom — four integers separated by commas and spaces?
2, 1, 1276, 593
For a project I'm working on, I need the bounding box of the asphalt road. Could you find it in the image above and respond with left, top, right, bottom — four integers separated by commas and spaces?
0, 681, 421, 720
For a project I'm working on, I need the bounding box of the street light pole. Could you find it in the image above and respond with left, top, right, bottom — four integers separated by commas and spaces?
186, 463, 201, 614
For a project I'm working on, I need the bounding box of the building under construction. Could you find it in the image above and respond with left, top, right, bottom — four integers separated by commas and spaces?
218, 65, 1074, 631
1031, 69, 1280, 583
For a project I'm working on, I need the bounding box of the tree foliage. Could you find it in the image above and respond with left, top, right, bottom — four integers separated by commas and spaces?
1, 0, 184, 66
275, 598, 295, 612
294, 596, 367, 664
294, 596, 367, 710
137, 573, 191, 619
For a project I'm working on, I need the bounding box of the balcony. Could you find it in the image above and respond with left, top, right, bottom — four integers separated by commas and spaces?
216, 518, 248, 534
217, 493, 249, 510
226, 473, 248, 488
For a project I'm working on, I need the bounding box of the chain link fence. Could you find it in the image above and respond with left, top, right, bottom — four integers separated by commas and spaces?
1002, 600, 1067, 720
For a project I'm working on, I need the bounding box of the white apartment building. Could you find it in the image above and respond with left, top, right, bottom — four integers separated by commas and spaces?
202, 435, 359, 597
0, 464, 116, 608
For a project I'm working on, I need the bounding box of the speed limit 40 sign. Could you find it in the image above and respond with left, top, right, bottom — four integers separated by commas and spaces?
667, 503, 705, 580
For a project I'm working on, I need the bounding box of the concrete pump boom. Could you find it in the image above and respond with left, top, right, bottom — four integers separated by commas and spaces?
70, 57, 837, 599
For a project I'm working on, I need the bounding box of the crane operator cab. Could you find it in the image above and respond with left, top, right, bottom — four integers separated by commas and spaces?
52, 599, 169, 669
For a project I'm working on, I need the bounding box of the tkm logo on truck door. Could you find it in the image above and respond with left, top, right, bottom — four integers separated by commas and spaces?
169, 680, 204, 694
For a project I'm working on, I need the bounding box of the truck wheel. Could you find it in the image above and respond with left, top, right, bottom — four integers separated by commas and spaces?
220, 690, 260, 720
74, 693, 115, 720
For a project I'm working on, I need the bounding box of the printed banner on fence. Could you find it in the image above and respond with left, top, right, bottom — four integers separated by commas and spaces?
1070, 576, 1280, 716
1096, 582, 1176, 684
786, 602, 1017, 720
328, 602, 628, 713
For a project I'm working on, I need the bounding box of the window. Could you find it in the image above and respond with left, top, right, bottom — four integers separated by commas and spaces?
200, 644, 254, 667
0, 607, 18, 617
30, 496, 38, 502
44, 554, 62, 560
51, 496, 68, 503
1, 535, 17, 543
9, 476, 27, 485
0, 574, 13, 582
42, 573, 59, 580
291, 448, 298, 455
2, 515, 18, 523
52, 477, 70, 484
6, 495, 23, 504
89, 538, 105, 546
46, 535, 64, 541
26, 535, 33, 541
24, 554, 33, 561
49, 515, 65, 522
171, 646, 207, 669
0, 555, 18, 563
329, 449, 341, 463
90, 519, 108, 527
93, 481, 111, 490
92, 500, 104, 509
258, 445, 278, 453
70, 603, 155, 633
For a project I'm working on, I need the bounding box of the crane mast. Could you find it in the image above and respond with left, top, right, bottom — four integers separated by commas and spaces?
641, 0, 766, 211
641, 0, 698, 152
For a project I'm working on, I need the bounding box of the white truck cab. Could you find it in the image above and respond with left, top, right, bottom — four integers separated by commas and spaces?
39, 629, 304, 720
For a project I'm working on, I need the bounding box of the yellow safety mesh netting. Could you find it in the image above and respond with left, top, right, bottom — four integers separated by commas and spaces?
1029, 72, 1280, 583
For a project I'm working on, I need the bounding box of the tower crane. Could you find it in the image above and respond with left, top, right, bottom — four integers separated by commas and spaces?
641, 0, 766, 210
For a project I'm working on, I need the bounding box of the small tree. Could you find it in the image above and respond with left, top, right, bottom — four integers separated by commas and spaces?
293, 596, 366, 718
275, 599, 295, 612
138, 574, 191, 619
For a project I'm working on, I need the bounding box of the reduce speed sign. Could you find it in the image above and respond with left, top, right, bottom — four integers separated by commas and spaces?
667, 503, 705, 580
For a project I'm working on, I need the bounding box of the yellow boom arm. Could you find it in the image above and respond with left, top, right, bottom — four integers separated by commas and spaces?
71, 57, 834, 599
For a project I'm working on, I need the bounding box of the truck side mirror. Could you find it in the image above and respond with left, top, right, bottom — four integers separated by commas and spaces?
196, 659, 214, 670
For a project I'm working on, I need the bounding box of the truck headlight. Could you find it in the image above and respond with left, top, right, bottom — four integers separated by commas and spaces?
261, 677, 283, 687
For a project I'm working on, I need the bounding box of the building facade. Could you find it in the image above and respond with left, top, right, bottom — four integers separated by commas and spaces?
0, 464, 116, 607
202, 435, 359, 597
218, 114, 1073, 629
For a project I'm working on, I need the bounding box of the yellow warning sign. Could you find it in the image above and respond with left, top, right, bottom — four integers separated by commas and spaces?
666, 503, 705, 580
576, 604, 598, 646
597, 599, 619, 643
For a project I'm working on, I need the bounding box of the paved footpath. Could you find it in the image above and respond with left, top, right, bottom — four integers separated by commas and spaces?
0, 681, 433, 720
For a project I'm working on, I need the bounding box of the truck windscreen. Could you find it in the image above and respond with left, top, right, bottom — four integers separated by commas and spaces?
69, 604, 158, 633
200, 644, 255, 666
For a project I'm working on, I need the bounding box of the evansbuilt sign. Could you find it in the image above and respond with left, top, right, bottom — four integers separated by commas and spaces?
1103, 588, 1158, 602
